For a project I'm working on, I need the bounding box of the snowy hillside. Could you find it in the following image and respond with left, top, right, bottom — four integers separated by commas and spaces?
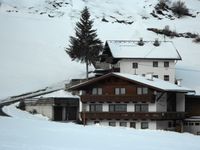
0, 0, 200, 99
0, 103, 200, 150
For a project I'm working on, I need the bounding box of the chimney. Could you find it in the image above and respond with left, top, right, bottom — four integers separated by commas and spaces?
146, 72, 154, 81
153, 38, 160, 46
176, 79, 182, 86
138, 38, 144, 46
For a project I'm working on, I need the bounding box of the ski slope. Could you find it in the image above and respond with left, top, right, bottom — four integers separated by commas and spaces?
0, 0, 200, 99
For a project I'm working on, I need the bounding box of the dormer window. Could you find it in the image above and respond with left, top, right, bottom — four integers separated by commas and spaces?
92, 88, 102, 95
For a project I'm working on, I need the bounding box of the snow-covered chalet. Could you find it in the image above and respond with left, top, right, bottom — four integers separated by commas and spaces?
69, 73, 194, 131
96, 39, 182, 83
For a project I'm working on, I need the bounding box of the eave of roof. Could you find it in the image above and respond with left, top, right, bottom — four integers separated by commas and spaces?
69, 73, 194, 93
105, 40, 182, 60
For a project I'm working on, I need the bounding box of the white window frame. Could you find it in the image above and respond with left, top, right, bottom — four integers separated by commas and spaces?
92, 88, 102, 95
141, 122, 148, 129
137, 87, 148, 95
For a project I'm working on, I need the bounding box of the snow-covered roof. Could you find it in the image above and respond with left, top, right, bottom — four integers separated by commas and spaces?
113, 73, 194, 92
70, 73, 194, 93
106, 40, 181, 60
36, 90, 79, 98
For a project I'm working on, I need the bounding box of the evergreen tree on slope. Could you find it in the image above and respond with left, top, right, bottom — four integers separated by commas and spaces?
66, 7, 103, 79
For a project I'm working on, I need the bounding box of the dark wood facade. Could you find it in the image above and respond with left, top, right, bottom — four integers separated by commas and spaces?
70, 73, 185, 125
81, 112, 185, 120
186, 95, 200, 116
80, 76, 156, 99
81, 95, 154, 103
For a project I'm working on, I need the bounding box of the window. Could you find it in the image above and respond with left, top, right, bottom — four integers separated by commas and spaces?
143, 88, 148, 94
92, 88, 102, 95
164, 61, 169, 67
115, 104, 127, 112
189, 122, 194, 126
109, 104, 115, 112
132, 63, 138, 69
109, 122, 116, 127
94, 121, 100, 124
153, 61, 158, 67
130, 122, 136, 128
141, 122, 148, 129
137, 87, 148, 95
153, 75, 158, 78
195, 122, 200, 126
135, 104, 148, 112
109, 104, 127, 112
120, 122, 127, 127
164, 75, 169, 81
115, 88, 126, 95
89, 104, 102, 112
137, 88, 142, 95
168, 122, 172, 128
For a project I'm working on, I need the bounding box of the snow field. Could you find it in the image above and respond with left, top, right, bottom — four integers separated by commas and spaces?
0, 103, 200, 150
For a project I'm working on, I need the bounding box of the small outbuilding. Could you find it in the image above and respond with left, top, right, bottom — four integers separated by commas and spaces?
24, 90, 79, 122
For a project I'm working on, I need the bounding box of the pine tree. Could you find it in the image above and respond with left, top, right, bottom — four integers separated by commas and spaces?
66, 7, 103, 79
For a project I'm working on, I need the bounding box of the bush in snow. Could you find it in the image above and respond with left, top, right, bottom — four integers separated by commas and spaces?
18, 100, 25, 110
193, 35, 200, 43
171, 1, 189, 17
163, 25, 170, 34
157, 0, 170, 10
29, 109, 37, 114
162, 25, 177, 38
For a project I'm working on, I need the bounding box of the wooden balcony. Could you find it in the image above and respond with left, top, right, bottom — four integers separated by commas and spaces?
81, 95, 155, 103
80, 112, 186, 120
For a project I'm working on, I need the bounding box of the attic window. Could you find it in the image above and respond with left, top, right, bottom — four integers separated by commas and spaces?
138, 38, 144, 46
153, 39, 160, 46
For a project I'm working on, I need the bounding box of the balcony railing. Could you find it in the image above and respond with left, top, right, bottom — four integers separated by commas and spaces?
80, 112, 186, 120
81, 95, 155, 103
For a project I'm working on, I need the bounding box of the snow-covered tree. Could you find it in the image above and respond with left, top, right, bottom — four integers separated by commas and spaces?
66, 7, 103, 79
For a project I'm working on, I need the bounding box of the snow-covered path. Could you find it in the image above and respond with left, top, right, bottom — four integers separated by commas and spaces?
0, 103, 200, 150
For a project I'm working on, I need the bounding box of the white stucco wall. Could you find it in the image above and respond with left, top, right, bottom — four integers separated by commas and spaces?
184, 121, 200, 135
26, 105, 53, 119
103, 103, 109, 112
82, 103, 89, 112
119, 59, 176, 83
176, 93, 185, 112
156, 93, 167, 112
87, 120, 157, 130
149, 103, 156, 112
127, 103, 135, 112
